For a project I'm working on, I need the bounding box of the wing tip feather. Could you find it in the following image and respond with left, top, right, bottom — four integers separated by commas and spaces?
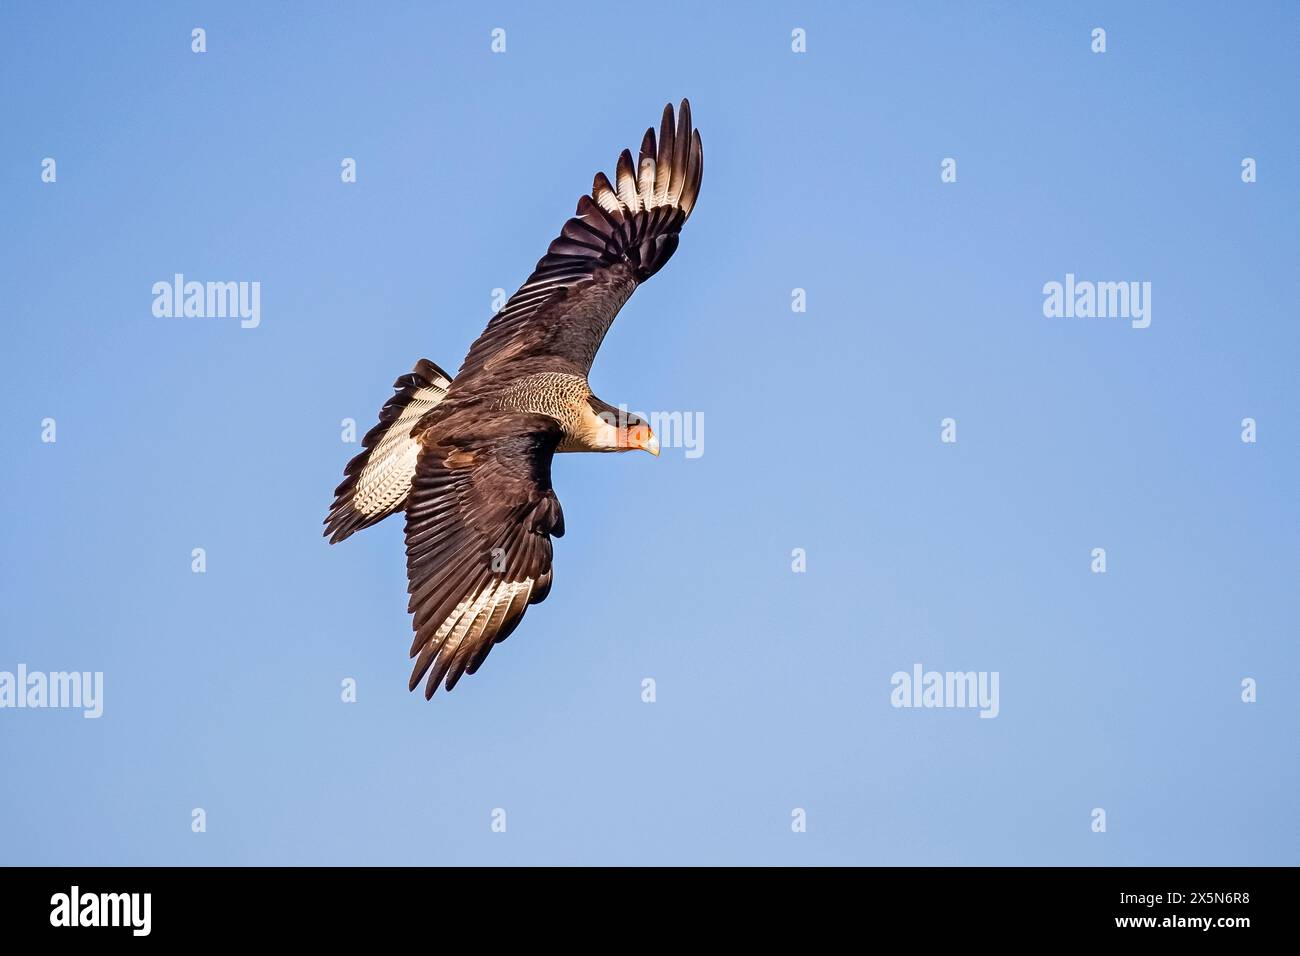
591, 99, 703, 223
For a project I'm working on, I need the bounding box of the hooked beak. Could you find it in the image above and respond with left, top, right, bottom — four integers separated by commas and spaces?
621, 422, 659, 456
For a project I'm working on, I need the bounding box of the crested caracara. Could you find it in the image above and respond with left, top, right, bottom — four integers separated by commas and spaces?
325, 100, 704, 698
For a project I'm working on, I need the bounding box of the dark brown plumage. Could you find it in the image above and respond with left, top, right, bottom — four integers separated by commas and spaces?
325, 100, 703, 698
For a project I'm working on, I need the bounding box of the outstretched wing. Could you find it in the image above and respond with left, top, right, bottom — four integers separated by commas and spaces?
456, 99, 703, 382
404, 413, 566, 697
324, 358, 453, 543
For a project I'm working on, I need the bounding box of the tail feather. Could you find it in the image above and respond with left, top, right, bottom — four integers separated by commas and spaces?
324, 358, 452, 544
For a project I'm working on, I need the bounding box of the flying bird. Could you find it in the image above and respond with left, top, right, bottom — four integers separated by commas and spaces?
325, 100, 703, 698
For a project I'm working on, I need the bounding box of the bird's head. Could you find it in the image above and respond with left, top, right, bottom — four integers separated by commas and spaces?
617, 413, 660, 456
590, 403, 659, 456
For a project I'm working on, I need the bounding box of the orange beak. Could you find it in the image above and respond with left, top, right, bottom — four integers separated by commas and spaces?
626, 424, 660, 456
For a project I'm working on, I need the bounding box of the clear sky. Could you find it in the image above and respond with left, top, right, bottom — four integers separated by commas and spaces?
2, 2, 1296, 865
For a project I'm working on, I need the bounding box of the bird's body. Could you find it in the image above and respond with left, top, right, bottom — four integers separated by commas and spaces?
325, 101, 703, 697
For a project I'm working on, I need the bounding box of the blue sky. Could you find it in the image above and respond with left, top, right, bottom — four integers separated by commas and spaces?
1, 2, 1296, 865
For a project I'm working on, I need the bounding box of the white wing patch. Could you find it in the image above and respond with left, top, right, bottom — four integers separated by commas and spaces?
434, 578, 534, 649
352, 377, 450, 519
412, 576, 536, 693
